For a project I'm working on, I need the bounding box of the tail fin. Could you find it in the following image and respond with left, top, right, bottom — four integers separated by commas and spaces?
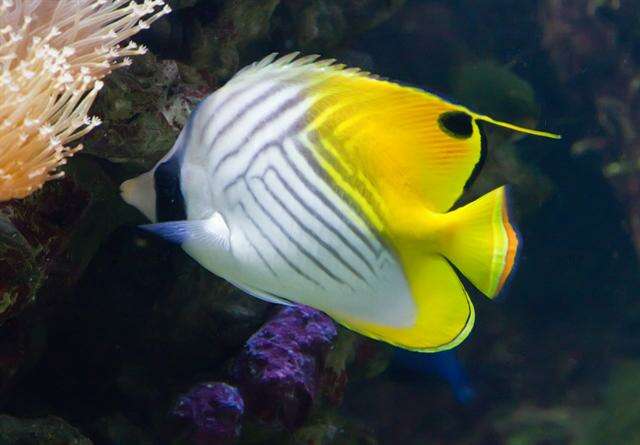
438, 186, 519, 298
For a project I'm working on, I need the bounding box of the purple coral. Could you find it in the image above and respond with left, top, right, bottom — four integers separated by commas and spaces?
232, 306, 337, 428
172, 382, 244, 445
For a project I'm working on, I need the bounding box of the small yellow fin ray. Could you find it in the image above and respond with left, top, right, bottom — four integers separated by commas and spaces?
472, 113, 561, 139
438, 186, 518, 298
332, 254, 475, 352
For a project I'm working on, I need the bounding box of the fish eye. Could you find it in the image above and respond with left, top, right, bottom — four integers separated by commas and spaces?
438, 111, 474, 139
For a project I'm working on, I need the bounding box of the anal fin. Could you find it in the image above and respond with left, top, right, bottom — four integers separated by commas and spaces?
227, 279, 294, 306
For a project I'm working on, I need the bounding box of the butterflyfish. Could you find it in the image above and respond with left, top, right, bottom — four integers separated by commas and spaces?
121, 53, 560, 352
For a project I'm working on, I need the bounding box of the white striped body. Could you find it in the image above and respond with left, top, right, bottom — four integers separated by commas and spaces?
173, 56, 417, 329
121, 53, 553, 351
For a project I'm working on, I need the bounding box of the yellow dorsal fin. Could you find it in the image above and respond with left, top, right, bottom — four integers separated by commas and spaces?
307, 67, 560, 214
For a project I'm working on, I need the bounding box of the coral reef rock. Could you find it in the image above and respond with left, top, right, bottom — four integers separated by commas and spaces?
0, 415, 92, 445
232, 306, 338, 429
173, 382, 245, 445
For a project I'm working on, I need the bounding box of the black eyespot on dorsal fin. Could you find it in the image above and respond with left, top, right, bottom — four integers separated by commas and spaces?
438, 111, 473, 139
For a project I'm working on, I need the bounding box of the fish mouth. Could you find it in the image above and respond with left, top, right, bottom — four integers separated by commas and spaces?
119, 178, 134, 202
120, 177, 143, 208
119, 172, 157, 222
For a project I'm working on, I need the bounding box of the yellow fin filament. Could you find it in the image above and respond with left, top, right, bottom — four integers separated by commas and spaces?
472, 113, 562, 139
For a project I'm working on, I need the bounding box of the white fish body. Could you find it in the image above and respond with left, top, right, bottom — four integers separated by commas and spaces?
122, 53, 557, 351
123, 53, 415, 326
125, 54, 416, 330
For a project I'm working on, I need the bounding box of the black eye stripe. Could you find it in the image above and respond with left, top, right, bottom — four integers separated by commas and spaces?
154, 156, 186, 222
153, 117, 195, 223
438, 111, 473, 139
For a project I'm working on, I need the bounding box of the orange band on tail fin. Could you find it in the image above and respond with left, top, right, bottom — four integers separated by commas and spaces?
436, 186, 520, 299
497, 196, 519, 293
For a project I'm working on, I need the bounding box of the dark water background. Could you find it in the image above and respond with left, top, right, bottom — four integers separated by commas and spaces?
2, 1, 640, 444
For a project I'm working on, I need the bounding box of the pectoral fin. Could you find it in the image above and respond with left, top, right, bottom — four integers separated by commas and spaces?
140, 212, 230, 251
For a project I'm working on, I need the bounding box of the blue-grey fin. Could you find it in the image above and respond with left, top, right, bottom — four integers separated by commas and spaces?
228, 279, 294, 306
140, 212, 230, 250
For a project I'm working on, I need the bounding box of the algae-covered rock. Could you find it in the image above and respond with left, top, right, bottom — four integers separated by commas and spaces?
452, 61, 541, 128
283, 0, 406, 51
0, 155, 131, 327
152, 265, 271, 371
189, 0, 281, 78
541, 0, 640, 257
0, 176, 90, 323
83, 53, 211, 168
584, 360, 640, 444
481, 362, 640, 445
492, 405, 578, 445
0, 415, 92, 444
154, 0, 405, 79
0, 215, 42, 322
0, 155, 145, 398
168, 0, 200, 9
89, 414, 154, 445
291, 412, 377, 445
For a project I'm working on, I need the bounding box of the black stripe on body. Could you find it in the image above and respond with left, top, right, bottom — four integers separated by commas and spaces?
211, 91, 307, 176
220, 115, 305, 193
291, 139, 387, 249
244, 177, 350, 289
242, 232, 278, 277
280, 140, 384, 257
197, 79, 268, 143
197, 67, 304, 144
223, 140, 383, 259
306, 134, 387, 229
235, 200, 324, 289
259, 165, 377, 276
205, 83, 287, 160
257, 168, 371, 286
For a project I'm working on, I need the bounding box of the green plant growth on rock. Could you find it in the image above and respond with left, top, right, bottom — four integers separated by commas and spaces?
584, 360, 640, 445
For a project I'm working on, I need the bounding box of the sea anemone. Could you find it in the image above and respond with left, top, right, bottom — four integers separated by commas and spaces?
0, 0, 170, 201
